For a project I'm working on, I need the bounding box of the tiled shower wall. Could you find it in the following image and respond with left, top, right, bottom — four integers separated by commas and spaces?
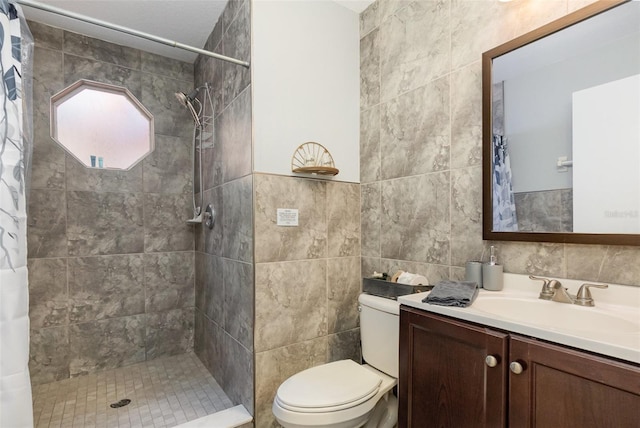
192, 0, 254, 416
360, 0, 640, 288
27, 21, 196, 385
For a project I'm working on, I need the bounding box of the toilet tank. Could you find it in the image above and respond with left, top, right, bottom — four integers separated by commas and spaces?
358, 293, 400, 378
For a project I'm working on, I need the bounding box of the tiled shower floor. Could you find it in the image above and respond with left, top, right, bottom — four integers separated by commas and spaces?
32, 353, 234, 428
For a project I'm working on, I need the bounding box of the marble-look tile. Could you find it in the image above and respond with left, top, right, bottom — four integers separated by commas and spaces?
143, 193, 193, 253
141, 73, 193, 139
222, 334, 254, 415
200, 317, 226, 384
66, 156, 144, 193
567, 245, 640, 286
223, 2, 251, 104
450, 166, 484, 266
143, 134, 192, 194
381, 77, 450, 179
360, 28, 380, 110
27, 189, 67, 259
31, 121, 65, 191
360, 105, 381, 184
565, 244, 609, 284
450, 61, 482, 169
145, 308, 194, 359
222, 176, 253, 262
203, 115, 224, 190
29, 326, 70, 385
68, 315, 146, 377
560, 189, 573, 232
361, 256, 382, 280
222, 0, 249, 32
196, 186, 224, 256
514, 190, 564, 233
28, 258, 68, 329
67, 191, 144, 256
361, 183, 381, 258
193, 309, 206, 359
63, 31, 141, 70
254, 174, 327, 263
196, 253, 224, 325
203, 15, 224, 53
327, 257, 361, 334
141, 51, 193, 81
222, 259, 254, 350
380, 173, 450, 264
360, 1, 380, 37
68, 255, 145, 323
28, 20, 63, 50
33, 46, 63, 115
255, 338, 327, 428
197, 46, 225, 120
379, 258, 451, 286
498, 241, 565, 277
144, 252, 195, 313
327, 182, 360, 257
62, 54, 143, 98
328, 328, 361, 363
379, 0, 450, 102
255, 259, 328, 352
221, 87, 252, 183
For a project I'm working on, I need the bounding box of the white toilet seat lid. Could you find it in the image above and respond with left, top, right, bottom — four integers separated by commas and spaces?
276, 360, 382, 412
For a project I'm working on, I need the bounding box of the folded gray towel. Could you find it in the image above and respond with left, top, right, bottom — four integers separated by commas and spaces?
422, 280, 479, 307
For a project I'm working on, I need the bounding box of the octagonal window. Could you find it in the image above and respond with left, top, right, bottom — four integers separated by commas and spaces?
51, 80, 154, 170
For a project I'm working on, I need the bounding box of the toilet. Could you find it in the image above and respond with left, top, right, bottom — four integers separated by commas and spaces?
272, 293, 400, 428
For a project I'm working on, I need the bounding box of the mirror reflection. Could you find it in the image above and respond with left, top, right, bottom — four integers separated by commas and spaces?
487, 1, 639, 238
51, 80, 155, 170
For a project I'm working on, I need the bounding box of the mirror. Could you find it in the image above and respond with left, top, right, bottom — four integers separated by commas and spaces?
51, 80, 155, 170
482, 0, 640, 246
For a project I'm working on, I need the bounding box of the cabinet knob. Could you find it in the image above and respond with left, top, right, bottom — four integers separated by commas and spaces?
509, 361, 524, 374
485, 355, 499, 368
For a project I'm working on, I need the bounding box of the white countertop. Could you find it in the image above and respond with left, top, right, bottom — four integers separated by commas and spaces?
397, 273, 640, 364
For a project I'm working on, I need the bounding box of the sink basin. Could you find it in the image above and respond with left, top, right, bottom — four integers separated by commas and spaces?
471, 296, 640, 334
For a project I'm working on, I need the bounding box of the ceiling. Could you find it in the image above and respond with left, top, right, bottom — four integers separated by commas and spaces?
18, 0, 374, 63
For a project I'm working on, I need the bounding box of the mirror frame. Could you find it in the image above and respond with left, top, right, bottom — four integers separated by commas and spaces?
482, 0, 639, 246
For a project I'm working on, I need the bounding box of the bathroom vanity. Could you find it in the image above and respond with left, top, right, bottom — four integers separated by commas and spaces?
397, 275, 640, 427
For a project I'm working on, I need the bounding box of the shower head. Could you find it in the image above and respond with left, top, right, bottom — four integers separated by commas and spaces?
175, 86, 205, 126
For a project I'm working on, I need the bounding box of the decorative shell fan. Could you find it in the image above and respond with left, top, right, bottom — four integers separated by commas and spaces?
291, 142, 339, 176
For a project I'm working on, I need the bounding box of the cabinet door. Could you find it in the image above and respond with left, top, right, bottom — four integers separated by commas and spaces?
399, 307, 508, 427
509, 335, 640, 428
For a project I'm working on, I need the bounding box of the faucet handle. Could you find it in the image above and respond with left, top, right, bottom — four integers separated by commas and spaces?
529, 275, 556, 300
575, 283, 608, 307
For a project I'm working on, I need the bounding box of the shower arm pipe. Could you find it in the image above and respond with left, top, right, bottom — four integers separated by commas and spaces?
15, 0, 250, 68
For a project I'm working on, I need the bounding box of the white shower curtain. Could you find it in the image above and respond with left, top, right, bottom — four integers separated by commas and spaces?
0, 1, 34, 426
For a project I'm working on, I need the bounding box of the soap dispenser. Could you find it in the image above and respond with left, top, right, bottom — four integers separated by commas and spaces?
482, 246, 503, 291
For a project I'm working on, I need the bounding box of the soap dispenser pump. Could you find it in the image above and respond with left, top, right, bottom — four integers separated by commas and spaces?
483, 246, 503, 291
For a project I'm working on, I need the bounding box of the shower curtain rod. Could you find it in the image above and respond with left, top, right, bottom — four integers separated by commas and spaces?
15, 0, 250, 68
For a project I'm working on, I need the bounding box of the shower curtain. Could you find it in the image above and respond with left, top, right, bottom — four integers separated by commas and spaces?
0, 1, 34, 426
492, 134, 518, 232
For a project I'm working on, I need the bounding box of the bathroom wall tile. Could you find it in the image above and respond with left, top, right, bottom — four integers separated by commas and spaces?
327, 183, 361, 258
67, 191, 144, 256
379, 0, 450, 102
68, 315, 146, 377
565, 244, 608, 284
222, 0, 249, 32
498, 242, 565, 277
145, 308, 194, 359
143, 134, 192, 195
199, 318, 226, 385
222, 334, 254, 415
66, 156, 144, 193
198, 48, 225, 120
567, 245, 640, 286
360, 28, 380, 110
28, 258, 68, 329
360, 105, 381, 184
202, 114, 224, 190
197, 253, 224, 325
254, 174, 327, 263
328, 328, 361, 363
450, 61, 482, 169
514, 190, 564, 232
143, 193, 193, 253
29, 326, 70, 385
379, 258, 451, 286
28, 20, 63, 50
380, 172, 450, 264
194, 309, 206, 358
381, 77, 450, 179
255, 259, 328, 352
222, 259, 254, 350
68, 255, 145, 323
222, 175, 253, 263
361, 256, 382, 280
196, 186, 224, 256
223, 2, 251, 104
255, 337, 328, 428
63, 54, 142, 98
27, 189, 67, 259
450, 166, 485, 266
360, 1, 380, 36
560, 189, 573, 232
31, 121, 66, 191
64, 31, 142, 69
141, 73, 193, 139
141, 51, 193, 81
204, 14, 224, 53
221, 87, 252, 183
327, 257, 361, 334
144, 252, 195, 313
361, 183, 381, 258
377, 0, 406, 21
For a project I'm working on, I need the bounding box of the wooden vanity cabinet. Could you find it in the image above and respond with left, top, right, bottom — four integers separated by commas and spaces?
399, 306, 640, 428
